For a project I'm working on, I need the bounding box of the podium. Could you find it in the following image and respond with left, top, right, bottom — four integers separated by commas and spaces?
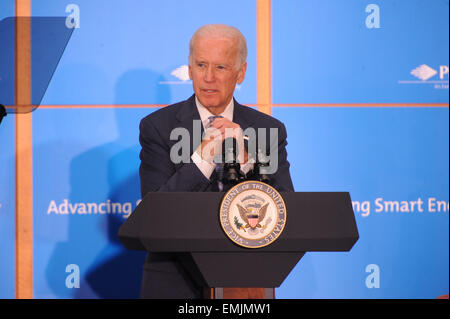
118, 191, 359, 299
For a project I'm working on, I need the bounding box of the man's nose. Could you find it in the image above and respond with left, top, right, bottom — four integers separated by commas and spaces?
204, 66, 215, 82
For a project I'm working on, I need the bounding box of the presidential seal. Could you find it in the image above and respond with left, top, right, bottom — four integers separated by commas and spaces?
219, 181, 287, 248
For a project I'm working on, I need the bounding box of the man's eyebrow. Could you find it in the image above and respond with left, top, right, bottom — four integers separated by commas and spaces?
193, 59, 232, 67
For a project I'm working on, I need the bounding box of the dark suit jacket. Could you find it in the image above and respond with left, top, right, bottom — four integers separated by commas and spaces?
138, 94, 294, 298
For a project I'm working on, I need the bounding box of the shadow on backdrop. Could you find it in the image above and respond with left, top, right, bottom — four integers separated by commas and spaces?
77, 69, 170, 298
44, 68, 170, 298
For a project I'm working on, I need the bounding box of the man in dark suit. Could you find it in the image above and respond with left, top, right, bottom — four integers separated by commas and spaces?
138, 24, 294, 298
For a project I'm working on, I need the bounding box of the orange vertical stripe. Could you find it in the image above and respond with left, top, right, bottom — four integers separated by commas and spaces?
15, 0, 33, 299
256, 0, 272, 115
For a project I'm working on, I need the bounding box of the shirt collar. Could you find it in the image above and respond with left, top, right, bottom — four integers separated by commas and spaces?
195, 96, 234, 129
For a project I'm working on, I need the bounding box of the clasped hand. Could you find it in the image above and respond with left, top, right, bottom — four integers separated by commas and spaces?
196, 117, 248, 164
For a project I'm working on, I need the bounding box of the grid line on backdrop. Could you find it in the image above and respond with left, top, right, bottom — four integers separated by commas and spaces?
15, 0, 33, 300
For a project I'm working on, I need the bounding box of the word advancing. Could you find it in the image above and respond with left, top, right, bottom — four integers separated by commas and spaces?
177, 303, 270, 317
47, 199, 141, 219
352, 197, 449, 217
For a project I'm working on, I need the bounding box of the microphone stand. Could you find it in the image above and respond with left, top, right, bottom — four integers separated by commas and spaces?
222, 138, 244, 186
255, 148, 271, 184
221, 141, 272, 187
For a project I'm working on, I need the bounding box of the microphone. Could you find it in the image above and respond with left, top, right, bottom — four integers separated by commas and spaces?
222, 137, 243, 185
0, 104, 6, 126
255, 148, 271, 184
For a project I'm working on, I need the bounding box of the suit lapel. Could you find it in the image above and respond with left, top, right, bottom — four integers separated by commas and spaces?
232, 98, 255, 130
175, 94, 203, 155
233, 99, 259, 161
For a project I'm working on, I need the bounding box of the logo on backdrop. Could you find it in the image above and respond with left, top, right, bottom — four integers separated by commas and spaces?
410, 64, 438, 81
398, 64, 449, 90
219, 181, 286, 248
171, 65, 190, 82
158, 64, 192, 85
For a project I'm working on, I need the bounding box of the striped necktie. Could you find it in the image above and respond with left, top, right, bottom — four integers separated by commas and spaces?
208, 115, 224, 191
207, 115, 223, 127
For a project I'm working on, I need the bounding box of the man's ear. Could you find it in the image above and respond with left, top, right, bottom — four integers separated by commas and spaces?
237, 62, 247, 85
188, 64, 193, 80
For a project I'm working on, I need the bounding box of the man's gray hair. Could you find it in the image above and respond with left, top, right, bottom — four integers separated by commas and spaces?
189, 24, 248, 70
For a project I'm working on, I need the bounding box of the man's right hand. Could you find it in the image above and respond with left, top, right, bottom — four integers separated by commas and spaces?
195, 117, 247, 164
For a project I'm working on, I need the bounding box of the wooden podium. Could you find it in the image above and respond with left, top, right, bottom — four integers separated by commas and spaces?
118, 192, 358, 299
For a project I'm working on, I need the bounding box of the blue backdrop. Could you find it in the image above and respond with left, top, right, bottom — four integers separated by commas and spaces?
0, 0, 448, 299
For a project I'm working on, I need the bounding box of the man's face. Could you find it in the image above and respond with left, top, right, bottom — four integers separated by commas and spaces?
189, 36, 247, 114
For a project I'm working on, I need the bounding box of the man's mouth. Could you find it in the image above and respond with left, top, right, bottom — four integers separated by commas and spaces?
201, 89, 218, 94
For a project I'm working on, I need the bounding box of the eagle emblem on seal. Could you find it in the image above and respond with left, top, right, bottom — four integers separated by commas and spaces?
236, 203, 269, 230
